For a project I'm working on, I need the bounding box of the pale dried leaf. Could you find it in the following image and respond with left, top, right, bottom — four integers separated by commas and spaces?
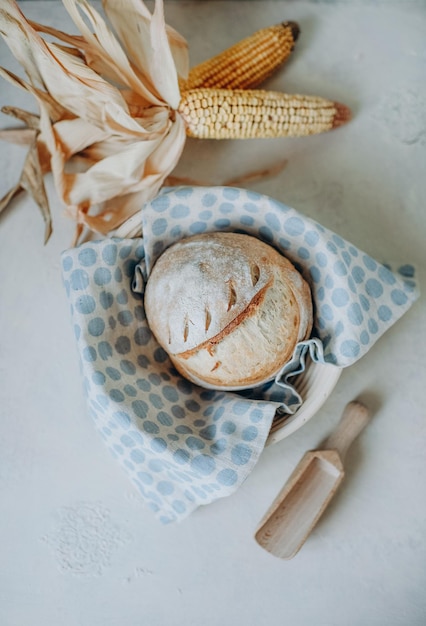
144, 112, 186, 177
47, 42, 161, 137
102, 0, 159, 98
0, 0, 190, 242
0, 182, 23, 216
62, 0, 162, 106
80, 138, 133, 162
1, 9, 136, 133
81, 128, 164, 163
81, 114, 186, 233
65, 136, 164, 206
52, 118, 110, 160
75, 117, 185, 235
53, 43, 85, 60
44, 42, 131, 122
103, 0, 188, 81
0, 56, 72, 125
150, 0, 182, 108
29, 18, 88, 48
122, 100, 171, 137
103, 0, 182, 108
165, 24, 189, 80
28, 18, 130, 88
0, 2, 45, 86
1, 105, 40, 129
20, 140, 52, 243
36, 91, 67, 204
36, 138, 52, 174
79, 188, 147, 235
0, 127, 36, 145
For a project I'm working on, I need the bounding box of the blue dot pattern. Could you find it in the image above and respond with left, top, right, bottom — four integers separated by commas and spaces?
62, 186, 419, 522
62, 237, 279, 524
142, 186, 419, 372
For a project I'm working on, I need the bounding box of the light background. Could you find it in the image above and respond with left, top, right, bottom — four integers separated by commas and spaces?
1, 2, 425, 625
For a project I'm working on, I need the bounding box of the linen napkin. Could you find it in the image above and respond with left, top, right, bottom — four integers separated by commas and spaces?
62, 186, 419, 522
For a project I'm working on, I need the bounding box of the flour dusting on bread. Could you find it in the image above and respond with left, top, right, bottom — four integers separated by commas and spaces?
144, 232, 313, 390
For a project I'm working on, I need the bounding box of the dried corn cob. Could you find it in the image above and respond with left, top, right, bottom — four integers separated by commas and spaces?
178, 88, 351, 139
182, 22, 300, 91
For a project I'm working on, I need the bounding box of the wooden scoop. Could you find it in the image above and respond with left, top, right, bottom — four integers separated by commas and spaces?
255, 401, 370, 559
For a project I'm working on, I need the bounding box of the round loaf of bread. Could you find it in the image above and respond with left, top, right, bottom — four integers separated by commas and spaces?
144, 232, 313, 390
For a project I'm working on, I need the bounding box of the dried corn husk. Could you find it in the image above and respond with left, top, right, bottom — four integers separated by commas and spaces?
0, 0, 188, 242
0, 137, 51, 242
20, 140, 52, 243
2, 105, 40, 129
0, 0, 351, 244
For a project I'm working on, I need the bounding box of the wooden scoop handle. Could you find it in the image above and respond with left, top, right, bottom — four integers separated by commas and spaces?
324, 401, 370, 461
254, 401, 371, 559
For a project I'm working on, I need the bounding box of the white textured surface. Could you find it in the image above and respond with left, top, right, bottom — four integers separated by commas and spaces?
0, 2, 425, 625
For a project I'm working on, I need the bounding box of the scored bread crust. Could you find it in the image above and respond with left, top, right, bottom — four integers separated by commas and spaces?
144, 232, 313, 390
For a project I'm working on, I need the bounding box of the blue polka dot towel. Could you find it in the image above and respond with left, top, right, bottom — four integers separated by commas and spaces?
62, 186, 419, 522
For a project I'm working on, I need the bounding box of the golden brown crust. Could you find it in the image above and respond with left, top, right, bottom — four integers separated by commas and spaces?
177, 281, 271, 360
144, 232, 313, 390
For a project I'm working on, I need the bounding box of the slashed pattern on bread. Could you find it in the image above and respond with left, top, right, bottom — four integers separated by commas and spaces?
144, 232, 313, 390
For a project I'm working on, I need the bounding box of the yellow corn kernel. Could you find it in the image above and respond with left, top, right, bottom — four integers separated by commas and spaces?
179, 88, 351, 139
182, 22, 300, 91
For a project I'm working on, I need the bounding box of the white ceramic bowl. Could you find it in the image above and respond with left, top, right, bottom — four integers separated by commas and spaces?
266, 358, 342, 445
